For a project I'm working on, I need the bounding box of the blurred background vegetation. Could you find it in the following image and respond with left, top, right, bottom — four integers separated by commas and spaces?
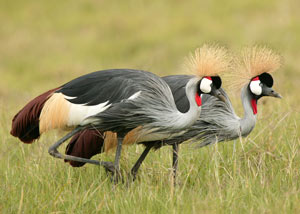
1, 0, 299, 103
1, 0, 300, 213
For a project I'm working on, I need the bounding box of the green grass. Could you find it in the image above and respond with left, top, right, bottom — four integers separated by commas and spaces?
1, 0, 300, 213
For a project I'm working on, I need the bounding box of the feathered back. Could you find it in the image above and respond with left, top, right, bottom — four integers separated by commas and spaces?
228, 46, 282, 91
184, 44, 231, 77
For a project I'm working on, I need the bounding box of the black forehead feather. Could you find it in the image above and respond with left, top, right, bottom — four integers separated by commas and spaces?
211, 76, 222, 89
259, 72, 273, 87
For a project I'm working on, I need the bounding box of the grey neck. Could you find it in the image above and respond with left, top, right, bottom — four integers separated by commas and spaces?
239, 85, 257, 137
171, 77, 202, 130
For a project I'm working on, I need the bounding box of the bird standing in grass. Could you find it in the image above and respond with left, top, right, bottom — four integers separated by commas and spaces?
64, 46, 282, 182
10, 44, 230, 179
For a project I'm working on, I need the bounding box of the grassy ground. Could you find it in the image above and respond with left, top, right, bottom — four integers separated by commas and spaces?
1, 0, 300, 213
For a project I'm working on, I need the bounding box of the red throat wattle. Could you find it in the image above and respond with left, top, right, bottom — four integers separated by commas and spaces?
251, 99, 257, 115
250, 76, 259, 114
195, 94, 202, 106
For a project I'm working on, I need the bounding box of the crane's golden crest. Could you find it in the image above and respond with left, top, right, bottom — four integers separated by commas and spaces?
184, 44, 231, 77
227, 46, 282, 91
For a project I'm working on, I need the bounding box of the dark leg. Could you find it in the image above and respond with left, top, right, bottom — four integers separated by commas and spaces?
114, 138, 123, 170
110, 138, 123, 183
130, 145, 152, 181
48, 126, 115, 169
172, 143, 179, 185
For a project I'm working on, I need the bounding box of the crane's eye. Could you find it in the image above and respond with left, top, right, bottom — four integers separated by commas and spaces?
200, 77, 212, 93
249, 77, 262, 96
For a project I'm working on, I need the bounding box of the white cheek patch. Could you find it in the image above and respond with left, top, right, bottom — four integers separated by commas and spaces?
200, 78, 212, 93
250, 80, 262, 96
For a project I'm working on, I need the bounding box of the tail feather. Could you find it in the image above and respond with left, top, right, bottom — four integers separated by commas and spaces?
65, 129, 104, 167
10, 88, 59, 143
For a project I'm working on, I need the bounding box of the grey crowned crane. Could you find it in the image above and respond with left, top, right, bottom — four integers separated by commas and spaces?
64, 46, 282, 181
10, 45, 230, 178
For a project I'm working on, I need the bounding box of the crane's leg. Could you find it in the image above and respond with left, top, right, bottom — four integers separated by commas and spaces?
114, 138, 122, 170
100, 138, 124, 183
172, 143, 179, 186
48, 126, 113, 169
129, 145, 152, 181
110, 138, 123, 183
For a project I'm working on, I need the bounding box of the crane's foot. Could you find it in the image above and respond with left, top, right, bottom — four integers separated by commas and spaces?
126, 172, 136, 183
103, 162, 122, 184
103, 162, 115, 173
128, 168, 140, 182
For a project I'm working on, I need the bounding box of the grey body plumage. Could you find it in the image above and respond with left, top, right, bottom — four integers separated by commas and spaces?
147, 77, 257, 149
81, 70, 201, 141
180, 85, 257, 147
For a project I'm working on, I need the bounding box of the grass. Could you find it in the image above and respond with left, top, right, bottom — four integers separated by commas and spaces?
1, 0, 300, 213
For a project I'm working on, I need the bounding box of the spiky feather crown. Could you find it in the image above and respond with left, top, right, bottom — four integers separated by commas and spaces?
228, 46, 282, 90
184, 44, 231, 77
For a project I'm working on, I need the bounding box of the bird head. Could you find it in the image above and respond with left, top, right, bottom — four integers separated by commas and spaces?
249, 72, 282, 99
184, 44, 231, 106
226, 46, 282, 100
197, 76, 225, 102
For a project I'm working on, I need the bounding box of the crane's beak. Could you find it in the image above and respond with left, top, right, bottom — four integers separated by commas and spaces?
210, 87, 226, 102
263, 86, 282, 99
270, 90, 282, 98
